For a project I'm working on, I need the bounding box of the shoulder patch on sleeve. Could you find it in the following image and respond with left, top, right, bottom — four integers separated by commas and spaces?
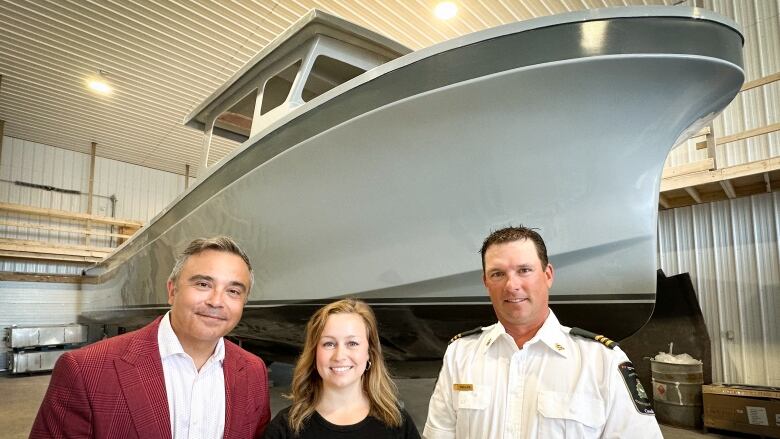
618, 361, 654, 415
448, 327, 483, 344
569, 327, 618, 349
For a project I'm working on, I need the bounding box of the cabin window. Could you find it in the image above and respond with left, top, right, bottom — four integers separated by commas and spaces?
261, 60, 301, 115
302, 55, 365, 102
214, 89, 258, 142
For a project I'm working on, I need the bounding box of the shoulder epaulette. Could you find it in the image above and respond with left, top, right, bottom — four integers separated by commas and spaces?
448, 327, 484, 344
569, 327, 618, 349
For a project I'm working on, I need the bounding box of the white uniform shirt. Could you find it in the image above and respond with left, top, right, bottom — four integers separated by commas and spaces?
158, 311, 226, 439
424, 311, 662, 439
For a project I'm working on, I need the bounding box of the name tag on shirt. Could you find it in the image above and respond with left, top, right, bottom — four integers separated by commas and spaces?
453, 383, 474, 391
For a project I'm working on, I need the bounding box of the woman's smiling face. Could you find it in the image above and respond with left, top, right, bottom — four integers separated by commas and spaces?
315, 312, 370, 392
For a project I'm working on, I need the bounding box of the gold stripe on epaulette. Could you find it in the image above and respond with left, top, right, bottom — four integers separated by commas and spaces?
569, 327, 618, 349
448, 327, 483, 344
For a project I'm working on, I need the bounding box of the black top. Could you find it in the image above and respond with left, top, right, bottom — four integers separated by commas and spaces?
262, 406, 421, 439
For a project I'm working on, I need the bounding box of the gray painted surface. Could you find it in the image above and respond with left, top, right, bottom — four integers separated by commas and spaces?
85, 9, 743, 314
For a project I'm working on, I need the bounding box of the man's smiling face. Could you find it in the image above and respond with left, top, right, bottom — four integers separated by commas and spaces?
167, 249, 250, 349
482, 238, 553, 331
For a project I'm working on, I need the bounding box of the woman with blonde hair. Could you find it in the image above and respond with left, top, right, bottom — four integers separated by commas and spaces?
263, 298, 420, 438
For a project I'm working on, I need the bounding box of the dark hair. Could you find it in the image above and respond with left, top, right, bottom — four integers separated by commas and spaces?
479, 226, 548, 271
168, 236, 254, 291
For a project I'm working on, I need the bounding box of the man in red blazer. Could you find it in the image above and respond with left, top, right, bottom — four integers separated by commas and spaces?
30, 236, 271, 439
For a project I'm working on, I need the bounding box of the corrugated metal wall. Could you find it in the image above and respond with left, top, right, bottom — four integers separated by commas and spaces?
0, 281, 86, 327
0, 135, 190, 272
658, 192, 780, 387
0, 136, 89, 273
95, 156, 186, 222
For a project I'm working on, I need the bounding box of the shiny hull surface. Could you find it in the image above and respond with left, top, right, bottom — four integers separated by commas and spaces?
83, 8, 744, 362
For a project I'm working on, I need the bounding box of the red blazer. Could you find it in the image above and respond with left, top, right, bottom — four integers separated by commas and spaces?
30, 317, 271, 439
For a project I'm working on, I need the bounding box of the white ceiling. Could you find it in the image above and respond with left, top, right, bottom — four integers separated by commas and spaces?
0, 0, 673, 177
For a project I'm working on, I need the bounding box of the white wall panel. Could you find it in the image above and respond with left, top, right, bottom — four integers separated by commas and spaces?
0, 259, 85, 276
0, 280, 92, 369
89, 156, 187, 248
0, 281, 86, 327
0, 136, 88, 240
658, 192, 780, 386
95, 156, 186, 222
752, 194, 780, 385
731, 197, 765, 384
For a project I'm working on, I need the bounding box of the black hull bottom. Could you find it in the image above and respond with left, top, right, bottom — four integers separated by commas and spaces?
81, 299, 653, 368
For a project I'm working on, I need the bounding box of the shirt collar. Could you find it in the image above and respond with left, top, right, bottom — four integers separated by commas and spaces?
483, 310, 570, 358
157, 311, 226, 364
483, 321, 511, 351
526, 310, 569, 358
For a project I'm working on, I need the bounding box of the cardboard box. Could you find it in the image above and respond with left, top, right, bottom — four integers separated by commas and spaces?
703, 384, 780, 438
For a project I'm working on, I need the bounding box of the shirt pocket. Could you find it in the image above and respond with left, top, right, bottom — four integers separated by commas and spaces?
537, 390, 606, 438
455, 384, 491, 434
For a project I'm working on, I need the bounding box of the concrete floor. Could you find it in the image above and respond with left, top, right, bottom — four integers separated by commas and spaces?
0, 372, 747, 438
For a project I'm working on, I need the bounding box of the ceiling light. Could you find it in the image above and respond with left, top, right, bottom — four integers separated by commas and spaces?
434, 2, 457, 20
88, 80, 111, 94
87, 70, 112, 95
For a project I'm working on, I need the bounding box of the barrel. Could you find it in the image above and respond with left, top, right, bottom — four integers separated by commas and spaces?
650, 359, 704, 429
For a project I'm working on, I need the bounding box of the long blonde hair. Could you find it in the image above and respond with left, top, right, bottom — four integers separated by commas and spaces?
287, 299, 402, 434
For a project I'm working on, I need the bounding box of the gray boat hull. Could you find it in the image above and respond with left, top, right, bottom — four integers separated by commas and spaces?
82, 9, 744, 363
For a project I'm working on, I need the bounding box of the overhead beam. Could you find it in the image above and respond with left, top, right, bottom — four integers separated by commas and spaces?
215, 112, 252, 133
658, 194, 671, 209
720, 180, 737, 199
684, 187, 702, 204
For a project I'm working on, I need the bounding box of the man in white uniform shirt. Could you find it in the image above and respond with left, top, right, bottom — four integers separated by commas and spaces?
32, 236, 271, 439
423, 226, 662, 439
